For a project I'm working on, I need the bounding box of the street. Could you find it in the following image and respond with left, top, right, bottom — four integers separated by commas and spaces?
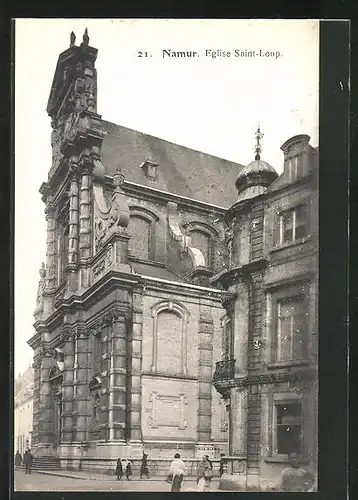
14, 470, 220, 492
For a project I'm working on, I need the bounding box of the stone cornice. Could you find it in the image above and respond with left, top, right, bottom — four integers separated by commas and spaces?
139, 275, 233, 302
210, 258, 269, 289
35, 268, 232, 335
106, 176, 227, 216
224, 174, 314, 223
27, 331, 42, 351
214, 365, 317, 392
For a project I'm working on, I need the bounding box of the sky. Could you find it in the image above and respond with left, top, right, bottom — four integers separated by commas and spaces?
14, 18, 319, 376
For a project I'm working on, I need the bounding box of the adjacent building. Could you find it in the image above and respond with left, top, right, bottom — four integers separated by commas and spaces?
14, 366, 34, 457
28, 30, 318, 489
212, 131, 318, 490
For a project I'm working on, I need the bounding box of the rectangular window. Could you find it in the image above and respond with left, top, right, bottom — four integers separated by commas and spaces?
276, 294, 306, 361
278, 205, 307, 246
275, 401, 302, 455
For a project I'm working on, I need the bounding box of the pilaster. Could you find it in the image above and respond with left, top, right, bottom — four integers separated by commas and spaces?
62, 332, 75, 443
233, 279, 250, 375
73, 326, 90, 443
79, 159, 93, 289
45, 202, 56, 291
231, 387, 248, 455
197, 307, 214, 442
128, 293, 143, 442
246, 270, 264, 474
37, 351, 54, 448
31, 358, 42, 447
66, 161, 80, 292
108, 314, 128, 441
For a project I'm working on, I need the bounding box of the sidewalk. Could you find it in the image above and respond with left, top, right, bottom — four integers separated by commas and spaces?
15, 466, 218, 485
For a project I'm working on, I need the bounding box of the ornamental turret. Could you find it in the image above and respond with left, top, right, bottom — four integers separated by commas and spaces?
235, 125, 278, 202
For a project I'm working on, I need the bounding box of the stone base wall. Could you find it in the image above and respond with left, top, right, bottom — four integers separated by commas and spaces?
58, 457, 223, 477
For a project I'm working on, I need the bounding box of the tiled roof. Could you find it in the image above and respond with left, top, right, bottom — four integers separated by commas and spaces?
101, 121, 243, 208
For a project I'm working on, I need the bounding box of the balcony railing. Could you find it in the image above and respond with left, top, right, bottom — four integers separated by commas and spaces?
213, 357, 236, 384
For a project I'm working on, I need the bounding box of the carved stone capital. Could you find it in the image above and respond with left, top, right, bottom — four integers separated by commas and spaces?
69, 159, 80, 180
74, 324, 89, 339
45, 203, 55, 218
79, 154, 92, 171
61, 325, 73, 342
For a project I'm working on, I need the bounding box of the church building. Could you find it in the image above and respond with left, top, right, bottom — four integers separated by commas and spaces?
28, 31, 318, 489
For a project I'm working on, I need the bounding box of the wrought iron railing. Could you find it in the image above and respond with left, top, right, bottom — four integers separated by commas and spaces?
213, 357, 236, 383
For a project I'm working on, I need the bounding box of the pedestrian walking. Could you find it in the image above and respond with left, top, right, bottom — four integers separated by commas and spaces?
196, 455, 213, 491
140, 453, 149, 479
115, 457, 123, 480
15, 450, 22, 467
219, 453, 226, 477
125, 460, 132, 480
23, 449, 33, 475
280, 453, 314, 492
168, 453, 186, 492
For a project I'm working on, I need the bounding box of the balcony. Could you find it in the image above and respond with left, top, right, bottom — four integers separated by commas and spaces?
213, 357, 236, 396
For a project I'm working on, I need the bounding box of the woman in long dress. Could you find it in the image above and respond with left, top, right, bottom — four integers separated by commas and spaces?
197, 455, 213, 491
168, 453, 186, 492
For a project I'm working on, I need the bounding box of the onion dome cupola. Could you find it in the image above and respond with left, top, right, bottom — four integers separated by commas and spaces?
235, 125, 278, 202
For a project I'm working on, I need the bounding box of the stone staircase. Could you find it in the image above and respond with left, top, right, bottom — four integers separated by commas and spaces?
19, 456, 61, 471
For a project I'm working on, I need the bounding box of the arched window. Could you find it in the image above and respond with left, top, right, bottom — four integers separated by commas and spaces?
151, 301, 189, 375
128, 207, 159, 262
157, 311, 182, 374
184, 221, 218, 268
189, 230, 210, 266
128, 216, 151, 260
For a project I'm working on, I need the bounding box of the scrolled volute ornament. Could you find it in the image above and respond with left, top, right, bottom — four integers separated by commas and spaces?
93, 166, 130, 252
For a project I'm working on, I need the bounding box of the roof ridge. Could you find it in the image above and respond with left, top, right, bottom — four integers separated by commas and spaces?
102, 119, 245, 167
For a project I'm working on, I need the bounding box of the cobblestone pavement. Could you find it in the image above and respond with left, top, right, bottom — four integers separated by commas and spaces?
14, 470, 220, 492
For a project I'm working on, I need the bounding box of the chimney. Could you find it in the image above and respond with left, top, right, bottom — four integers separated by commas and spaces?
280, 134, 311, 182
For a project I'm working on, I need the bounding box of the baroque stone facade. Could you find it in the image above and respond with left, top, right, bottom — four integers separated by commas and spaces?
28, 31, 318, 487
28, 32, 237, 464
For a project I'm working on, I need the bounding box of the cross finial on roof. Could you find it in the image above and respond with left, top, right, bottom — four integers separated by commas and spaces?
254, 122, 264, 160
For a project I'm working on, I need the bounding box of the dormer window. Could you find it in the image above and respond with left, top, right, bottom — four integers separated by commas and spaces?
141, 158, 159, 181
